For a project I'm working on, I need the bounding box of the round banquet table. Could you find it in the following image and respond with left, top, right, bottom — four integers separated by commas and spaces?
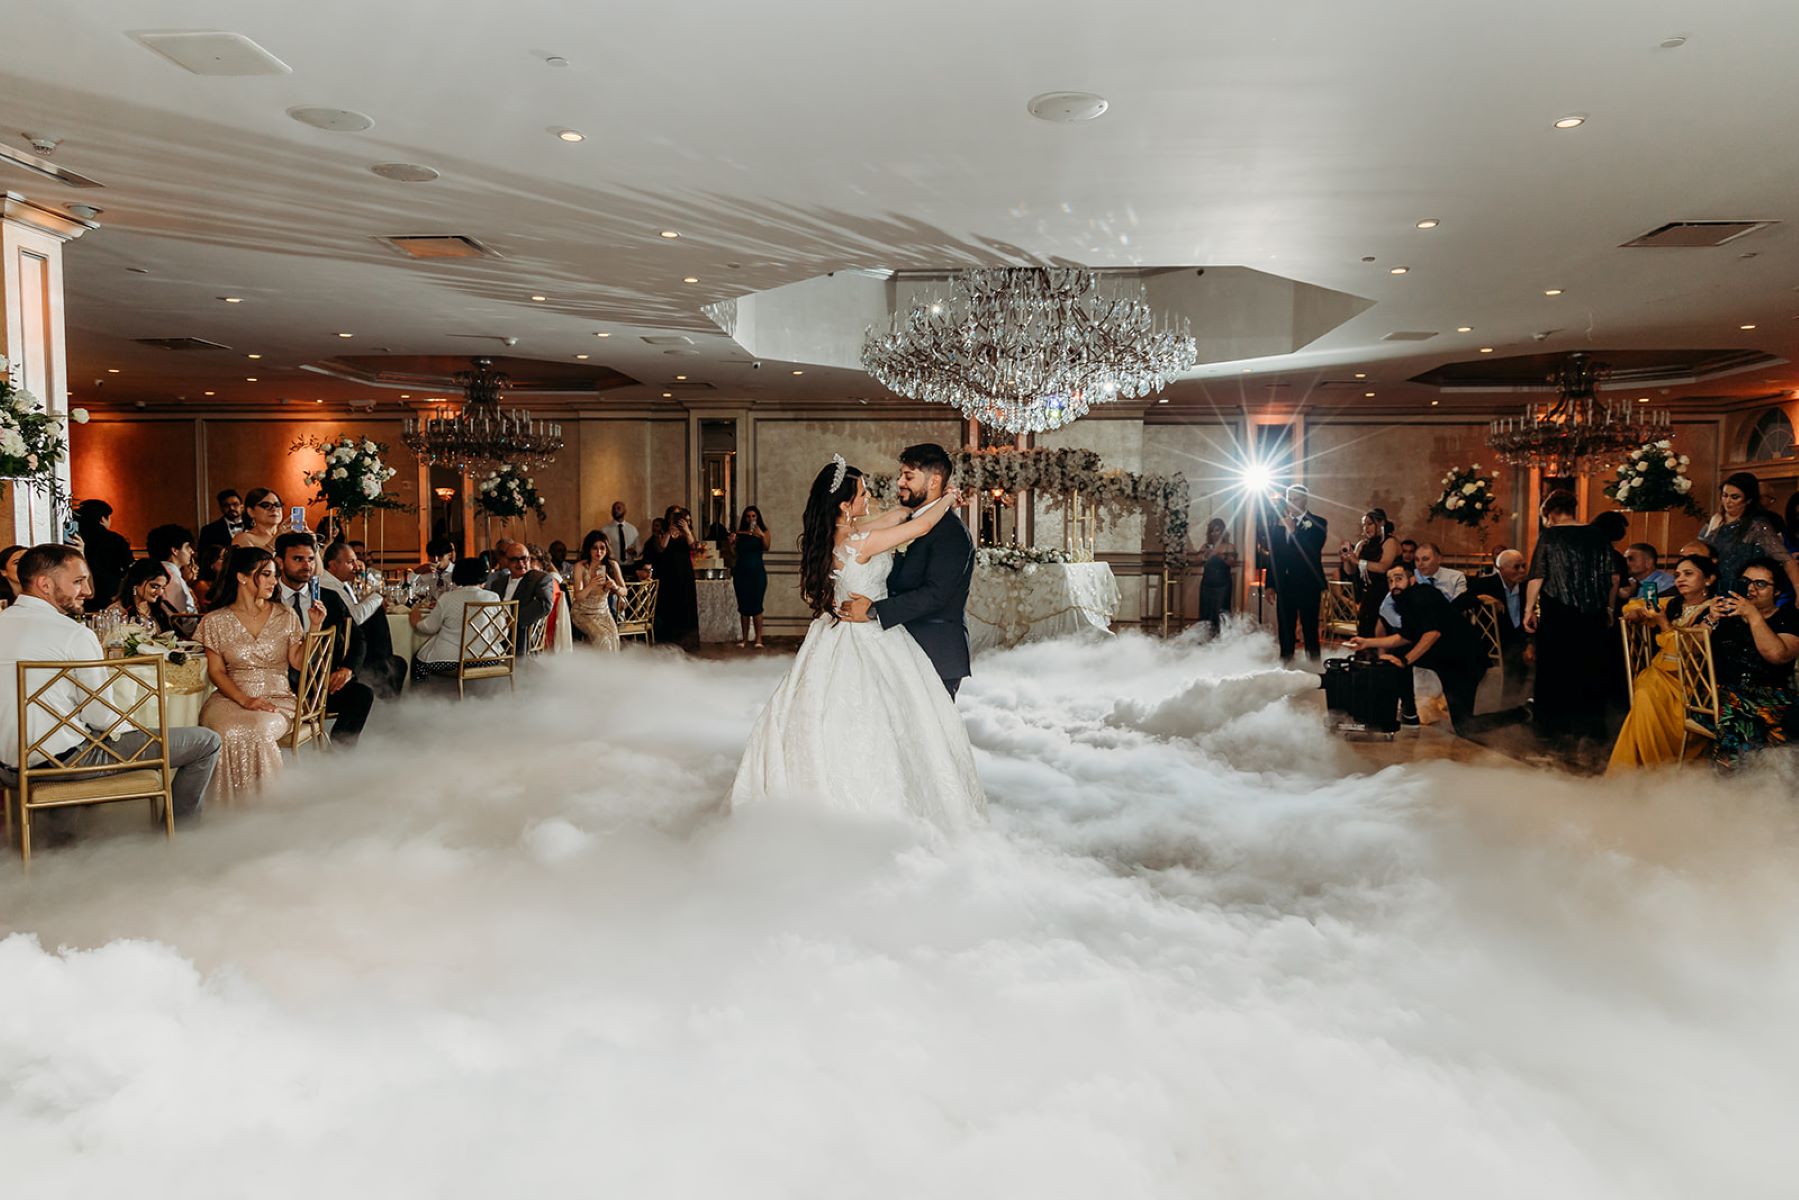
967, 561, 1120, 653
388, 610, 425, 669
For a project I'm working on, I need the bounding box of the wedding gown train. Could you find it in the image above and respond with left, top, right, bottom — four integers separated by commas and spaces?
728, 532, 986, 830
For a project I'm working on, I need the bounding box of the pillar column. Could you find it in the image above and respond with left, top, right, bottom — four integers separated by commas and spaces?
1, 190, 97, 544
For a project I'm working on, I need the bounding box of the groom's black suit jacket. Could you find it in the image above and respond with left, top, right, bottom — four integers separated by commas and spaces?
872, 512, 975, 686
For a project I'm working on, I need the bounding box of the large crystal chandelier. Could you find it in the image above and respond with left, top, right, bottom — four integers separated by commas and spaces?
1486, 353, 1670, 476
860, 267, 1198, 433
401, 358, 564, 471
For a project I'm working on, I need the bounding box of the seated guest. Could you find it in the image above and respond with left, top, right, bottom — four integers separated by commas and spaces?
103, 559, 182, 633
1350, 564, 1497, 735
408, 557, 501, 681
232, 487, 287, 552
1678, 540, 1713, 561
484, 538, 557, 654
196, 547, 319, 804
198, 488, 248, 557
147, 523, 200, 616
1463, 548, 1530, 706
1621, 542, 1677, 606
1607, 554, 1719, 773
274, 533, 373, 746
547, 539, 572, 581
75, 498, 133, 613
526, 542, 568, 651
1700, 556, 1799, 766
322, 540, 405, 698
1398, 539, 1418, 571
0, 543, 26, 605
0, 545, 220, 824
409, 537, 457, 600
192, 543, 227, 610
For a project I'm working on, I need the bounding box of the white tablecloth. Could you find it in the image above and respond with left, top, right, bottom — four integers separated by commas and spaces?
388, 612, 424, 668
967, 561, 1120, 652
698, 577, 738, 644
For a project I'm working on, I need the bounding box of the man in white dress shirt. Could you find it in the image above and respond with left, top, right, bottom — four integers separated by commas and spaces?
0, 544, 220, 828
601, 501, 639, 565
147, 523, 199, 615
322, 539, 406, 697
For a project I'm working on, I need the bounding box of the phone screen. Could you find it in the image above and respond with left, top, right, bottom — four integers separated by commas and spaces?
308, 577, 321, 605
290, 506, 306, 532
62, 515, 81, 544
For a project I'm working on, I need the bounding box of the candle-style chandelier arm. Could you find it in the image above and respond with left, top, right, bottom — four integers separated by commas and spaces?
401, 357, 564, 472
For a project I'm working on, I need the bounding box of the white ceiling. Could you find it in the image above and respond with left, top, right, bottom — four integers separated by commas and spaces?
4, 0, 1798, 417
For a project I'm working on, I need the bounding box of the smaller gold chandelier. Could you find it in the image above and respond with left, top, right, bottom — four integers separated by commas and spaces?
402, 358, 563, 471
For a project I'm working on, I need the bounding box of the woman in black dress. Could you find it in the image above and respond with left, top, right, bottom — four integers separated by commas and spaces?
649, 505, 700, 649
1196, 518, 1236, 634
1523, 489, 1619, 750
1338, 508, 1399, 636
732, 505, 771, 648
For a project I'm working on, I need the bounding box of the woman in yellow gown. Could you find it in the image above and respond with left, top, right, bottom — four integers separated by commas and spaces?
1607, 553, 1718, 772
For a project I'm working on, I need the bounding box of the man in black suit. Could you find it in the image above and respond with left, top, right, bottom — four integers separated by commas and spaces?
274, 532, 374, 745
322, 539, 406, 698
1266, 484, 1328, 665
484, 538, 557, 655
840, 443, 976, 699
197, 489, 247, 558
1461, 548, 1531, 705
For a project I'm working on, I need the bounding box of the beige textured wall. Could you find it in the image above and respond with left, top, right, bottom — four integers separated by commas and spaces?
571, 416, 689, 536
1302, 421, 1512, 557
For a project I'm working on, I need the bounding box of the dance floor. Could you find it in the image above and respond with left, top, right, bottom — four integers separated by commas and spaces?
3, 629, 1795, 1198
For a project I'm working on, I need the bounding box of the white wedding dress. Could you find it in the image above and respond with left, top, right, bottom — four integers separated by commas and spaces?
728, 532, 987, 830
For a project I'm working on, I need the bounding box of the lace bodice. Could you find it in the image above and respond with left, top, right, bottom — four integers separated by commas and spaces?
833, 534, 893, 604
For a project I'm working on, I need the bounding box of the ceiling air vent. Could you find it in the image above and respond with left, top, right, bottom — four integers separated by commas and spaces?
131, 31, 293, 76
134, 336, 232, 351
1622, 220, 1775, 248
1381, 330, 1438, 342
376, 234, 495, 260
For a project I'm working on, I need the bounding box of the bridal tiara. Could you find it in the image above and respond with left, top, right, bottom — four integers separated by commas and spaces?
829, 453, 848, 492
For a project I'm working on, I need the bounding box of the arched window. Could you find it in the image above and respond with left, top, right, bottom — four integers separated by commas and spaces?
1746, 407, 1795, 462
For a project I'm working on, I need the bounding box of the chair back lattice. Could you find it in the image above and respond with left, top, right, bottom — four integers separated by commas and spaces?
525, 615, 549, 657
457, 600, 519, 697
617, 580, 660, 644
1621, 616, 1658, 703
285, 628, 336, 754
1467, 595, 1504, 669
1673, 623, 1721, 763
1320, 580, 1359, 640
7, 656, 174, 862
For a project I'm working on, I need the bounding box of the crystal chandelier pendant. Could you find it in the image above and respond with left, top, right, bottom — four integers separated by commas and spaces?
860, 267, 1197, 433
401, 357, 565, 472
1484, 353, 1671, 475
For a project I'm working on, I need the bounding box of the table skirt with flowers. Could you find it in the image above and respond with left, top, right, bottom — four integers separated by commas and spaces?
967, 561, 1120, 653
697, 578, 739, 643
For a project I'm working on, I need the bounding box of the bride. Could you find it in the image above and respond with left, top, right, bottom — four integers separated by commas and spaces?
728, 456, 987, 830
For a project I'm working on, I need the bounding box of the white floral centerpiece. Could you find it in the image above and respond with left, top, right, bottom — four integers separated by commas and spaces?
110, 626, 207, 692
0, 353, 83, 511
1603, 439, 1701, 516
292, 434, 405, 519
1428, 463, 1501, 528
474, 463, 546, 522
977, 546, 1073, 571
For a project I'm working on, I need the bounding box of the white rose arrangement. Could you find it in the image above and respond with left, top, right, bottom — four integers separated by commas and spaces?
475, 463, 546, 522
1604, 440, 1701, 515
0, 353, 75, 513
291, 433, 405, 518
1429, 463, 1501, 528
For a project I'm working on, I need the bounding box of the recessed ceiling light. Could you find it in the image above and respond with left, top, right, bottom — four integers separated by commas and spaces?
246, 353, 261, 359
1157, 398, 1169, 404
674, 374, 687, 381
337, 332, 353, 338
1363, 391, 1376, 398
1740, 323, 1757, 330
245, 376, 258, 382
1430, 400, 1440, 407
1415, 219, 1440, 229
594, 332, 610, 338
203, 390, 215, 396
530, 295, 546, 302
661, 391, 673, 398
315, 399, 323, 404
659, 230, 680, 239
556, 129, 584, 142
400, 393, 410, 399
1479, 347, 1495, 353
791, 370, 805, 376
1553, 115, 1585, 129
1389, 266, 1409, 275
220, 296, 242, 303
1637, 396, 1650, 403
1354, 372, 1367, 379
575, 354, 589, 360
682, 276, 700, 284
1456, 325, 1474, 333
1544, 288, 1564, 296
106, 368, 120, 374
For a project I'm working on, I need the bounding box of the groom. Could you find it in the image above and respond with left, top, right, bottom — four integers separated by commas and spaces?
840, 442, 976, 699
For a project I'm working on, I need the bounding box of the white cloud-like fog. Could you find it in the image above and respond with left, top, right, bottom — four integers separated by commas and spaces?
3, 627, 1797, 1198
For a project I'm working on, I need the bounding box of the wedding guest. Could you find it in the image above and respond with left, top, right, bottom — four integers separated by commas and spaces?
1349, 564, 1495, 735
1339, 508, 1398, 636
103, 560, 181, 633
1699, 471, 1799, 596
733, 505, 771, 648
1524, 489, 1618, 749
198, 489, 248, 557
1378, 541, 1465, 629
409, 537, 456, 600
1607, 554, 1718, 772
274, 532, 373, 746
525, 542, 568, 650
1265, 484, 1327, 664
1786, 493, 1799, 559
409, 557, 500, 681
0, 545, 220, 827
547, 539, 572, 581
1592, 510, 1631, 603
0, 543, 24, 605
147, 523, 199, 615
1197, 517, 1237, 635
196, 547, 320, 803
1700, 556, 1799, 766
232, 487, 286, 553
192, 543, 227, 610
570, 530, 624, 650
315, 513, 347, 545
75, 499, 132, 613
484, 538, 557, 654
649, 506, 700, 649
1622, 542, 1677, 606
1678, 540, 1713, 561
602, 501, 640, 564
322, 540, 405, 698
1464, 548, 1531, 706
1398, 539, 1418, 570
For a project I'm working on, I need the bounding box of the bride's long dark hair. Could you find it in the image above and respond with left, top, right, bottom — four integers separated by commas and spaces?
799, 459, 863, 618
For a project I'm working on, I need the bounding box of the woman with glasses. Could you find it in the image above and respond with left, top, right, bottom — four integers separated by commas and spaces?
1699, 470, 1799, 597
232, 487, 288, 553
1606, 554, 1718, 772
1699, 556, 1799, 767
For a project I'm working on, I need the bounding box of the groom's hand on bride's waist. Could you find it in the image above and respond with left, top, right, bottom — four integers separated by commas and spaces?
838, 594, 873, 623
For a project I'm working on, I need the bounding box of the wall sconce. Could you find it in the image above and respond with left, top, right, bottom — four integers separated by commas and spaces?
432, 487, 455, 502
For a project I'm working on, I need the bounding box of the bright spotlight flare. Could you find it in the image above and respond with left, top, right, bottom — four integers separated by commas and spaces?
1237, 461, 1277, 497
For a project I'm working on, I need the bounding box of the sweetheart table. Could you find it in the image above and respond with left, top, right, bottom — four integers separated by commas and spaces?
967, 561, 1120, 652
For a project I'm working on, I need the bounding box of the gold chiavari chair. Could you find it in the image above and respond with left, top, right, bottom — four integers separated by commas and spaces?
616, 580, 660, 645
3, 655, 174, 864
524, 615, 550, 657
1466, 594, 1504, 670
1620, 613, 1658, 703
457, 600, 519, 698
1672, 623, 1721, 764
1320, 580, 1359, 643
283, 628, 336, 758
